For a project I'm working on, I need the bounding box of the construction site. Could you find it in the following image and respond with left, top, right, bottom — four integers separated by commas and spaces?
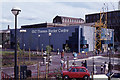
1, 1, 120, 80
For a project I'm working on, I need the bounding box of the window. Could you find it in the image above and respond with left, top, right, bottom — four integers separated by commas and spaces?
65, 19, 66, 22
68, 19, 69, 22
70, 19, 71, 22
62, 18, 64, 22
68, 67, 72, 72
80, 44, 89, 48
118, 12, 120, 17
79, 68, 86, 72
72, 68, 77, 72
72, 19, 74, 22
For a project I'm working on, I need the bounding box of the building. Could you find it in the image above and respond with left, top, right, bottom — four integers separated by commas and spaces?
21, 15, 84, 29
53, 16, 84, 25
0, 29, 10, 49
21, 23, 68, 28
118, 1, 120, 10
10, 24, 113, 53
85, 10, 120, 45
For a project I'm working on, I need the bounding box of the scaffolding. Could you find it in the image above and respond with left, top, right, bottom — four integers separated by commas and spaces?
94, 10, 107, 52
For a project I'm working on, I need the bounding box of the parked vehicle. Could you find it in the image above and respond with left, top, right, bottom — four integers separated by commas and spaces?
61, 66, 90, 80
112, 73, 120, 78
107, 72, 120, 78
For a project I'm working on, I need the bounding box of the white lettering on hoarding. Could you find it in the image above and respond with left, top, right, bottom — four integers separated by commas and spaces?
48, 29, 57, 33
38, 30, 47, 33
31, 29, 69, 33
32, 30, 37, 33
58, 29, 69, 33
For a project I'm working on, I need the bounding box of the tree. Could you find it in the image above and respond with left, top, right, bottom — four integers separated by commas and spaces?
65, 44, 70, 52
46, 45, 52, 55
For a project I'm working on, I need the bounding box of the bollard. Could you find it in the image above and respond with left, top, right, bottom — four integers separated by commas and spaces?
43, 57, 46, 65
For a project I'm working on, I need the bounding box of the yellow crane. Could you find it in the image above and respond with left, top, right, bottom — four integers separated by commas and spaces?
94, 10, 107, 53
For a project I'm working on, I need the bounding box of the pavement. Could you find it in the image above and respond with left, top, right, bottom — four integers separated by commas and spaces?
1, 51, 120, 79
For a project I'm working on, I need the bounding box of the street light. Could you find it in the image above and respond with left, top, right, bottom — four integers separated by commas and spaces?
112, 30, 114, 69
48, 33, 51, 55
41, 44, 43, 56
108, 47, 111, 64
48, 33, 51, 74
20, 30, 26, 64
11, 7, 21, 79
93, 49, 95, 75
107, 31, 112, 80
38, 35, 40, 54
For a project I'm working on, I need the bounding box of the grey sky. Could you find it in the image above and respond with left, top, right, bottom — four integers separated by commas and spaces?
0, 1, 119, 30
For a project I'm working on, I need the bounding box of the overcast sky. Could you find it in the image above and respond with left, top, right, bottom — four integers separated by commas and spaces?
0, 0, 119, 30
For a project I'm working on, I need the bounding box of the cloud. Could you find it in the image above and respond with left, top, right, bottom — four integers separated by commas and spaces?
1, 1, 119, 30
0, 19, 12, 23
20, 16, 39, 21
2, 0, 120, 2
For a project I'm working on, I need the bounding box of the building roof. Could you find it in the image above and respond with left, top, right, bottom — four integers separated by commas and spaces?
69, 22, 95, 26
0, 30, 10, 33
56, 15, 84, 21
21, 23, 68, 28
85, 10, 120, 16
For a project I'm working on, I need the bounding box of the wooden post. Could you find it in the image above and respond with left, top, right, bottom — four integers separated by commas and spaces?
37, 62, 39, 80
17, 52, 19, 65
45, 63, 48, 80
42, 48, 43, 57
67, 57, 69, 70
19, 64, 20, 80
29, 48, 31, 61
91, 72, 94, 80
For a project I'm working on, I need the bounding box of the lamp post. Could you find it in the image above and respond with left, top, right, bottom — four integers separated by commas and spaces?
112, 30, 114, 69
20, 30, 26, 64
107, 31, 112, 80
48, 33, 51, 55
93, 49, 95, 75
11, 7, 21, 79
42, 44, 43, 56
48, 33, 51, 74
38, 35, 40, 54
107, 31, 112, 73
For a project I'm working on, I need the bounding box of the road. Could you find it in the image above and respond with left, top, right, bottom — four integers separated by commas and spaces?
1, 51, 120, 79
68, 56, 120, 74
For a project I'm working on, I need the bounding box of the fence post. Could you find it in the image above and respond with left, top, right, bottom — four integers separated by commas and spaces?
67, 57, 69, 70
29, 48, 31, 61
37, 62, 39, 80
19, 64, 20, 80
1, 72, 3, 79
45, 63, 48, 80
91, 72, 94, 80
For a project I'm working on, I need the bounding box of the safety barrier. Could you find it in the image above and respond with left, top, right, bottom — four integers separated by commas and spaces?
1, 71, 13, 80
32, 68, 61, 78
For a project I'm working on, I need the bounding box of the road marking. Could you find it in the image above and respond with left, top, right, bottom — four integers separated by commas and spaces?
87, 65, 101, 67
69, 56, 103, 62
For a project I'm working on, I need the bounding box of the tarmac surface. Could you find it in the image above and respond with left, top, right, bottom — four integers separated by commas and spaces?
1, 51, 120, 79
